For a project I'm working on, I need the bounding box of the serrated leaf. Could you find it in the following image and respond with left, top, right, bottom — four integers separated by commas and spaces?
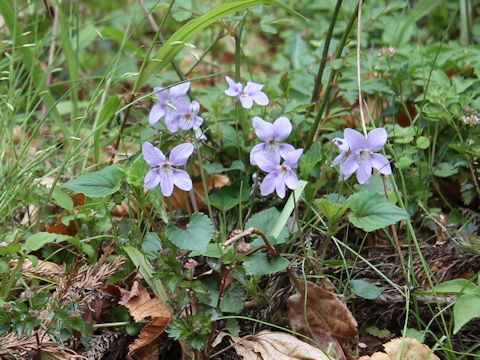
416, 136, 430, 149
314, 197, 348, 224
348, 191, 409, 232
243, 252, 289, 275
166, 213, 214, 252
365, 326, 391, 338
63, 165, 124, 198
349, 279, 385, 300
433, 162, 457, 177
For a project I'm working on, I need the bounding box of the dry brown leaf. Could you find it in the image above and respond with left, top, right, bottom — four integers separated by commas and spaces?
10, 258, 64, 282
164, 174, 230, 211
287, 278, 358, 360
105, 271, 172, 360
213, 330, 333, 360
359, 337, 439, 360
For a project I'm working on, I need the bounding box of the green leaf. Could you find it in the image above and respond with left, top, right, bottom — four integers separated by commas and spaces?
95, 95, 121, 162
63, 165, 124, 198
397, 156, 413, 170
299, 142, 322, 178
245, 207, 288, 246
348, 191, 409, 232
51, 189, 74, 211
416, 136, 430, 149
433, 162, 458, 177
23, 232, 70, 252
134, 0, 305, 90
349, 279, 385, 300
314, 197, 348, 224
142, 232, 162, 261
199, 278, 245, 313
453, 287, 480, 334
430, 279, 478, 294
365, 326, 391, 339
166, 213, 214, 252
210, 184, 249, 212
243, 252, 289, 275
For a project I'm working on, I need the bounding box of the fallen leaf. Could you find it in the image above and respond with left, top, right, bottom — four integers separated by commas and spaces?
359, 337, 439, 360
104, 271, 172, 360
164, 174, 230, 211
213, 330, 333, 360
10, 258, 64, 282
287, 278, 358, 360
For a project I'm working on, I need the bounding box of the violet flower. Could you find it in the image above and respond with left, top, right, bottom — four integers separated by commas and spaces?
142, 142, 193, 197
333, 128, 392, 184
165, 100, 203, 133
148, 82, 190, 126
224, 76, 269, 109
255, 149, 303, 198
250, 116, 295, 165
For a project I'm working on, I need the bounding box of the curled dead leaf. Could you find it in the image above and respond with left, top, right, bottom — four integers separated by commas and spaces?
10, 258, 64, 282
287, 278, 358, 360
213, 330, 333, 360
359, 337, 439, 360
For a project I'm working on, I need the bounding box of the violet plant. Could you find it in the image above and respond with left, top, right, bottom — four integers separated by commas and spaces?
224, 76, 269, 109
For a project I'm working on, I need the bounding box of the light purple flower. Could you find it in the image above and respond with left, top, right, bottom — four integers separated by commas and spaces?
250, 116, 295, 165
165, 100, 203, 133
333, 128, 392, 184
142, 142, 194, 197
255, 149, 303, 198
225, 76, 269, 109
148, 82, 191, 126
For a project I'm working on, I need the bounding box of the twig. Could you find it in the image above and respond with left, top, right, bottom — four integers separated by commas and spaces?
223, 227, 278, 257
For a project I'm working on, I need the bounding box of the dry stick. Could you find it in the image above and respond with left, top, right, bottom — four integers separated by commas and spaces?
305, 0, 343, 119
223, 227, 278, 257
42, 4, 60, 115
305, 3, 359, 150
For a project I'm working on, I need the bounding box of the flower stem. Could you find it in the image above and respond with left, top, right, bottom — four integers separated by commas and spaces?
356, 0, 368, 136
305, 3, 359, 150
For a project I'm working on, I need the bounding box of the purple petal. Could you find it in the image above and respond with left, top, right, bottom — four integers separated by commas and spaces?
142, 142, 165, 166
275, 177, 287, 198
144, 169, 161, 190
239, 95, 253, 109
164, 111, 180, 133
344, 128, 367, 152
190, 100, 200, 114
333, 137, 349, 152
252, 116, 274, 141
244, 81, 264, 95
252, 91, 269, 106
340, 154, 358, 177
225, 76, 242, 96
153, 87, 169, 103
356, 161, 372, 184
250, 143, 267, 166
285, 170, 299, 190
260, 172, 277, 196
332, 153, 345, 167
149, 103, 166, 125
159, 168, 174, 197
283, 148, 303, 168
278, 143, 296, 158
172, 169, 192, 191
370, 153, 392, 175
367, 128, 388, 151
169, 142, 194, 166
169, 81, 190, 97
272, 117, 292, 140
255, 152, 280, 173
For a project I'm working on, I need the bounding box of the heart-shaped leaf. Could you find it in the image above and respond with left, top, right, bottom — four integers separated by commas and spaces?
166, 213, 214, 252
63, 165, 124, 198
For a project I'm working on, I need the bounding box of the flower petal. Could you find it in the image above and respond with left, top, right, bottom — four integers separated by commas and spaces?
244, 81, 264, 95
252, 116, 274, 141
278, 143, 296, 158
332, 153, 345, 167
344, 128, 367, 152
164, 111, 180, 133
260, 172, 277, 196
367, 128, 388, 151
283, 148, 303, 168
190, 100, 200, 114
169, 81, 190, 97
252, 91, 269, 106
148, 103, 166, 125
272, 117, 292, 140
172, 169, 193, 191
275, 177, 287, 198
340, 154, 358, 177
250, 143, 267, 166
142, 142, 165, 166
144, 169, 161, 190
285, 170, 299, 190
239, 95, 253, 109
225, 76, 242, 96
159, 169, 174, 197
370, 153, 392, 175
356, 161, 372, 184
255, 151, 280, 173
169, 142, 194, 166
333, 137, 349, 152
